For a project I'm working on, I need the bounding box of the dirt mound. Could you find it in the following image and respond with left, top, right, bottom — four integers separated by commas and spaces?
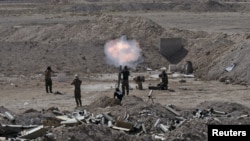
190, 0, 240, 12
0, 15, 168, 75
196, 101, 250, 117
87, 96, 121, 109
1, 13, 250, 84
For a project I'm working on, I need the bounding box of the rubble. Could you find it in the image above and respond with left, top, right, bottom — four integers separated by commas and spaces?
1, 97, 250, 140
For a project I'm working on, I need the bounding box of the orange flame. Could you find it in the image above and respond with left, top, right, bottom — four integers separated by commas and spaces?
104, 36, 141, 68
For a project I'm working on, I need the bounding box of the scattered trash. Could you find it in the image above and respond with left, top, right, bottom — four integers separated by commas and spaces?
146, 68, 152, 71
19, 125, 47, 140
1, 97, 249, 140
225, 63, 236, 72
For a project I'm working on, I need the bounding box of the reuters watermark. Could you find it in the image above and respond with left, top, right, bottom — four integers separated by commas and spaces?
208, 125, 250, 141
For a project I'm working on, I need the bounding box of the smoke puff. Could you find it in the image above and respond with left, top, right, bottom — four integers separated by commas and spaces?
104, 36, 143, 69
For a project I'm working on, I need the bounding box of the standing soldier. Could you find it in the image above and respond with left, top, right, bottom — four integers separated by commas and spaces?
44, 66, 55, 93
71, 74, 82, 107
121, 65, 130, 96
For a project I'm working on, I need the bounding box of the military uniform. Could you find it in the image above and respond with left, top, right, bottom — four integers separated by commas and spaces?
114, 88, 123, 102
45, 67, 54, 93
71, 75, 82, 107
134, 76, 145, 90
121, 66, 130, 96
158, 70, 168, 90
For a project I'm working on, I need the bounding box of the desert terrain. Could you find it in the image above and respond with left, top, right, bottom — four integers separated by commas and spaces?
1, 0, 250, 141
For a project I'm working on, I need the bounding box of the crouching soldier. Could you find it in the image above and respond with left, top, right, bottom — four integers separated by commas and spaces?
114, 88, 123, 102
134, 76, 145, 90
158, 70, 168, 90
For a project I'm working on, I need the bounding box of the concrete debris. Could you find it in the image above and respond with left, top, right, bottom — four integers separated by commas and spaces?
52, 110, 64, 115
237, 114, 249, 119
1, 98, 250, 140
19, 125, 47, 140
193, 108, 230, 119
60, 116, 85, 125
0, 124, 39, 135
146, 68, 152, 71
153, 134, 166, 141
112, 126, 131, 132
159, 124, 169, 133
166, 105, 181, 116
102, 112, 115, 122
141, 123, 147, 133
108, 120, 113, 127
4, 111, 15, 122
0, 113, 6, 118
210, 108, 227, 115
153, 118, 161, 128
175, 119, 187, 128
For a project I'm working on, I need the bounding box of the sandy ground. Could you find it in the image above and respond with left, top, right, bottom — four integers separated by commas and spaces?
1, 72, 249, 115
0, 1, 250, 117
113, 11, 250, 34
1, 12, 250, 34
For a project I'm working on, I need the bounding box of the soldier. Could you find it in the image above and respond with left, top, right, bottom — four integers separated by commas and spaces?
158, 70, 168, 90
134, 76, 145, 90
121, 65, 130, 96
114, 88, 123, 102
71, 74, 82, 107
44, 66, 55, 93
184, 61, 193, 74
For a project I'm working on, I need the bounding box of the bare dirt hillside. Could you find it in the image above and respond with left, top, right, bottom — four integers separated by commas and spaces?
0, 13, 250, 84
